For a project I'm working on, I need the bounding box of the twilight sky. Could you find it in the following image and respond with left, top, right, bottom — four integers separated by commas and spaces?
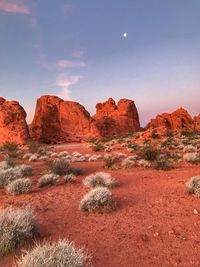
0, 0, 200, 126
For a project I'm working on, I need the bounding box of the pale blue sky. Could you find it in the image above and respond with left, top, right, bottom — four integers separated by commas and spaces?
0, 0, 200, 125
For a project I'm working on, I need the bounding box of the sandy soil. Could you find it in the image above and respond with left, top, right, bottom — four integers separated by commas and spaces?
1, 144, 200, 267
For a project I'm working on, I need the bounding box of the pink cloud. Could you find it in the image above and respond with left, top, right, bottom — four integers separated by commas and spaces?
56, 60, 86, 69
0, 0, 30, 14
57, 75, 82, 100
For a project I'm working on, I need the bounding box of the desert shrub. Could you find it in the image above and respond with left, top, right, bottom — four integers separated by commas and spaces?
104, 155, 120, 169
186, 176, 200, 197
151, 129, 160, 139
183, 153, 200, 163
28, 140, 41, 154
154, 159, 173, 170
121, 156, 137, 168
138, 146, 159, 161
91, 142, 105, 152
0, 158, 14, 170
138, 159, 151, 168
29, 154, 39, 162
6, 178, 32, 195
58, 151, 69, 157
0, 207, 36, 257
48, 159, 70, 175
64, 174, 76, 183
183, 145, 197, 153
2, 141, 19, 158
0, 167, 22, 188
16, 239, 92, 267
83, 172, 116, 188
38, 174, 59, 188
80, 187, 115, 212
16, 164, 33, 176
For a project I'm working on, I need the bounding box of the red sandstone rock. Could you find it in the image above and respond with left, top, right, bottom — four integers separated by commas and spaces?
93, 98, 140, 136
194, 114, 200, 132
0, 98, 29, 145
30, 95, 100, 143
146, 108, 195, 136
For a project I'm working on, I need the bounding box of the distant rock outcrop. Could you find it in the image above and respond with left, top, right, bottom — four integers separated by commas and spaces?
0, 97, 29, 145
143, 108, 196, 137
93, 98, 140, 137
194, 114, 200, 132
30, 95, 100, 143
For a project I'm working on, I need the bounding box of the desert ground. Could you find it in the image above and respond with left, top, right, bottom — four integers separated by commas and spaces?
1, 134, 200, 267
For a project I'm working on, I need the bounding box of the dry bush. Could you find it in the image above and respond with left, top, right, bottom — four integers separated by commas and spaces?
183, 145, 197, 153
0, 207, 36, 257
80, 187, 115, 212
138, 145, 159, 161
153, 159, 173, 170
186, 176, 200, 197
1, 141, 19, 157
64, 174, 76, 183
28, 140, 41, 154
91, 142, 105, 152
83, 172, 116, 188
16, 239, 92, 267
38, 174, 59, 188
121, 156, 136, 168
6, 178, 32, 195
138, 159, 151, 168
48, 159, 71, 175
104, 155, 121, 169
183, 153, 200, 163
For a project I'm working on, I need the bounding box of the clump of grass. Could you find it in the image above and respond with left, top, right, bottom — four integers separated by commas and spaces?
0, 207, 36, 257
16, 239, 92, 267
80, 187, 115, 212
138, 145, 159, 161
28, 140, 41, 154
6, 178, 32, 195
153, 159, 173, 170
64, 174, 76, 183
91, 142, 105, 152
48, 159, 70, 175
104, 155, 120, 169
83, 172, 116, 188
1, 141, 19, 158
138, 159, 151, 168
186, 176, 200, 197
121, 156, 136, 168
38, 174, 59, 188
183, 153, 200, 163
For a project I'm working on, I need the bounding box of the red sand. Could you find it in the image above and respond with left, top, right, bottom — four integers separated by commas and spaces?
1, 144, 200, 267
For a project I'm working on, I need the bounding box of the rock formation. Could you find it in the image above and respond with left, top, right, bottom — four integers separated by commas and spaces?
0, 97, 29, 145
194, 114, 200, 132
30, 95, 100, 143
144, 107, 196, 137
93, 98, 140, 137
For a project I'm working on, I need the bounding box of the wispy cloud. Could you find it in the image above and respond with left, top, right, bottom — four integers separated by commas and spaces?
0, 0, 30, 14
72, 50, 86, 59
57, 75, 82, 100
56, 59, 86, 69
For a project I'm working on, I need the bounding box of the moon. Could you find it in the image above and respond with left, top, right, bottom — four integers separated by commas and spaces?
123, 33, 127, 38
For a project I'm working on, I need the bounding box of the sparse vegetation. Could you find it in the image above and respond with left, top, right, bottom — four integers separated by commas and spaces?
28, 140, 41, 154
1, 141, 19, 158
48, 158, 70, 175
186, 176, 200, 197
64, 174, 76, 183
80, 187, 115, 212
6, 178, 32, 195
104, 155, 120, 169
16, 239, 92, 267
138, 145, 159, 161
83, 172, 116, 188
0, 207, 36, 257
38, 174, 59, 188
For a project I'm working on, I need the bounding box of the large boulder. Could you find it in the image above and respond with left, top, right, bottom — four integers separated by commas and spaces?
30, 95, 99, 143
92, 98, 140, 137
0, 98, 29, 145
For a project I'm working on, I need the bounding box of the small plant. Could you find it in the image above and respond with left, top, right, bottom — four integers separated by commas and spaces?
0, 207, 36, 257
6, 178, 32, 195
91, 142, 105, 152
48, 159, 70, 175
183, 153, 200, 163
138, 145, 159, 161
121, 156, 136, 168
16, 239, 92, 267
186, 176, 200, 197
83, 172, 116, 188
80, 187, 115, 212
138, 159, 151, 168
64, 174, 76, 183
2, 141, 19, 158
28, 140, 41, 154
154, 159, 173, 170
104, 155, 120, 169
38, 174, 59, 188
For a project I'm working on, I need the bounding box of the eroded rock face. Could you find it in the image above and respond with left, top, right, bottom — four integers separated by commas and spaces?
194, 114, 200, 132
30, 95, 100, 143
0, 98, 29, 145
146, 108, 195, 136
93, 98, 140, 137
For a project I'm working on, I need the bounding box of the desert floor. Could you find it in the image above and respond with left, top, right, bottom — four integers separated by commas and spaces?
1, 143, 200, 267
